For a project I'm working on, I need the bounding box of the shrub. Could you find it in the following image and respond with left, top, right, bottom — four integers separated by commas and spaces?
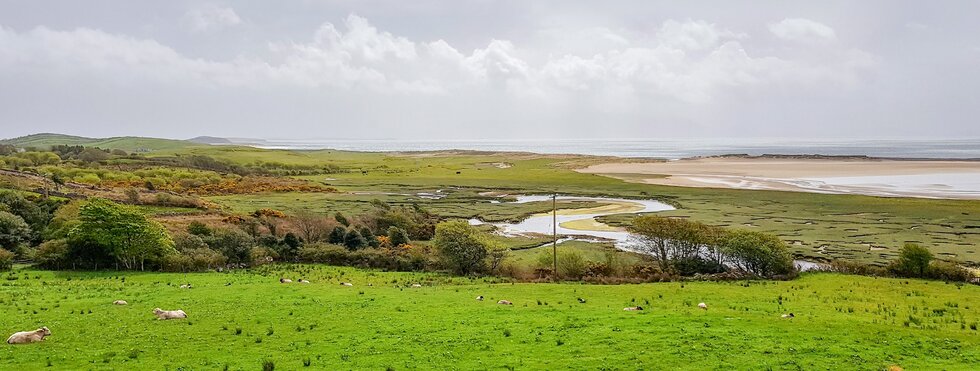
187, 221, 212, 236
890, 243, 933, 278
298, 243, 350, 265
32, 239, 69, 269
387, 226, 410, 247
926, 260, 972, 282
204, 228, 254, 264
250, 246, 278, 265
557, 251, 587, 279
173, 233, 208, 252
342, 228, 367, 251
829, 260, 887, 276
720, 230, 794, 277
0, 248, 13, 270
433, 220, 492, 275
0, 211, 32, 253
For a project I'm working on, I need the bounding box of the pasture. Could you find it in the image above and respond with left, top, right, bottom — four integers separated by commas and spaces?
1, 266, 977, 369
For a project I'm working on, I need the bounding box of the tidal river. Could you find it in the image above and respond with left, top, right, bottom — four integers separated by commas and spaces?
470, 195, 824, 271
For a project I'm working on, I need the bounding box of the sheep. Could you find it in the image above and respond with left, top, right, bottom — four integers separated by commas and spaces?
698, 302, 708, 310
113, 300, 128, 305
476, 295, 484, 301
577, 298, 587, 304
152, 308, 187, 320
179, 283, 192, 289
623, 306, 643, 311
280, 278, 292, 283
298, 279, 310, 284
341, 282, 353, 287
6, 327, 51, 344
497, 300, 513, 305
781, 313, 795, 318
411, 284, 422, 288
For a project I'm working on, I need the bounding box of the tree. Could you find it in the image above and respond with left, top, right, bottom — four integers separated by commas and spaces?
68, 199, 176, 270
359, 226, 378, 248
204, 228, 254, 264
387, 226, 410, 247
328, 226, 346, 245
627, 215, 682, 272
186, 221, 212, 236
0, 248, 13, 271
433, 220, 491, 275
334, 212, 350, 227
343, 228, 367, 251
78, 148, 110, 163
893, 243, 932, 278
290, 211, 331, 243
0, 211, 31, 253
720, 230, 794, 277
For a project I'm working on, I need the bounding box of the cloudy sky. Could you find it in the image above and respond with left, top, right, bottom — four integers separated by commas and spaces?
0, 1, 977, 140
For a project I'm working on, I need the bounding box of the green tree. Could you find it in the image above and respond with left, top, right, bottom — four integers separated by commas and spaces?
0, 211, 31, 253
0, 248, 13, 270
68, 199, 175, 270
204, 228, 254, 264
720, 230, 794, 277
359, 226, 378, 248
387, 226, 410, 247
328, 226, 347, 244
893, 243, 932, 278
334, 212, 350, 227
343, 228, 367, 251
186, 221, 212, 236
433, 220, 491, 275
627, 215, 683, 272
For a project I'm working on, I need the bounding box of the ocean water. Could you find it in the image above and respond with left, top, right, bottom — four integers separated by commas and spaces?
236, 138, 980, 160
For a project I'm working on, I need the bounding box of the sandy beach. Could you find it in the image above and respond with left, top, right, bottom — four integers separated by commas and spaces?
578, 158, 980, 199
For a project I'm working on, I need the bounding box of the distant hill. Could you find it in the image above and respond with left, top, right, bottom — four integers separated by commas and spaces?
0, 133, 201, 153
188, 136, 233, 145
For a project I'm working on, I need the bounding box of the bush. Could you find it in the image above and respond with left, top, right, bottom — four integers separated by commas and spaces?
187, 221, 212, 236
298, 243, 350, 265
173, 233, 208, 252
828, 260, 887, 276
0, 210, 32, 254
720, 230, 794, 277
161, 248, 227, 272
0, 248, 13, 270
433, 220, 492, 275
890, 243, 933, 278
557, 251, 587, 279
32, 239, 69, 269
250, 246, 278, 266
342, 228, 367, 251
926, 260, 972, 282
204, 228, 254, 264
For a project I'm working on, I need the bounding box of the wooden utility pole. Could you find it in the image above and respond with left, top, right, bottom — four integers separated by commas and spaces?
552, 193, 558, 280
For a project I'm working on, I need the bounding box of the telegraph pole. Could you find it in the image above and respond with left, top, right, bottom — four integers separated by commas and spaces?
552, 193, 558, 280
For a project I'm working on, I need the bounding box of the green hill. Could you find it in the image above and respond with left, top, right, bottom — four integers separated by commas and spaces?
1, 133, 202, 153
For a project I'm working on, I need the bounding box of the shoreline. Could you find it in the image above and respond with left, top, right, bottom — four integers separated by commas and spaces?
578, 158, 980, 199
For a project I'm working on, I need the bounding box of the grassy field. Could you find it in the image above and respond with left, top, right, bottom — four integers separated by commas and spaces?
0, 266, 977, 369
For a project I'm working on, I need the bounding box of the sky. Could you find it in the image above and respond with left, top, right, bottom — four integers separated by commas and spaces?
0, 1, 978, 140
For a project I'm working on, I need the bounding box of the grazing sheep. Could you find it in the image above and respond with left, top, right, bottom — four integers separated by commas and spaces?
341, 282, 353, 287
781, 313, 795, 318
497, 300, 513, 305
298, 279, 310, 284
152, 308, 187, 320
577, 298, 587, 304
280, 278, 292, 283
476, 295, 484, 301
113, 300, 128, 305
411, 284, 422, 288
698, 302, 708, 310
6, 327, 51, 344
623, 306, 643, 311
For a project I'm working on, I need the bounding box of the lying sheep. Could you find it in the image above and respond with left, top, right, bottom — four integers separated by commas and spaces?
179, 284, 193, 289
298, 279, 310, 284
411, 284, 422, 288
152, 308, 187, 320
497, 300, 513, 305
476, 295, 484, 301
280, 278, 292, 283
340, 282, 353, 287
6, 327, 50, 344
698, 302, 708, 310
577, 298, 587, 304
623, 306, 643, 311
113, 300, 128, 305
781, 313, 795, 318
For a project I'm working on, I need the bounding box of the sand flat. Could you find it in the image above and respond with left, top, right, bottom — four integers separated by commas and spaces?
578, 158, 980, 199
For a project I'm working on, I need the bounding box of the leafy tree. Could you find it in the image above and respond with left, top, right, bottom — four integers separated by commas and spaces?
78, 148, 110, 163
627, 215, 683, 272
204, 227, 254, 264
186, 221, 212, 236
32, 239, 69, 269
892, 243, 932, 278
359, 226, 378, 248
69, 199, 175, 270
334, 212, 350, 227
0, 190, 58, 244
328, 226, 347, 244
0, 211, 31, 253
720, 230, 794, 277
0, 248, 13, 270
343, 228, 367, 251
433, 220, 491, 275
387, 226, 410, 247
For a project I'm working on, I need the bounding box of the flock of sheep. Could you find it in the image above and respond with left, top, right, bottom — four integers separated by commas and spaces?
5, 278, 795, 345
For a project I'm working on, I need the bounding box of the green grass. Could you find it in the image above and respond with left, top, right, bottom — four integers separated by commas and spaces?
1, 266, 977, 369
508, 240, 651, 268
1, 133, 200, 153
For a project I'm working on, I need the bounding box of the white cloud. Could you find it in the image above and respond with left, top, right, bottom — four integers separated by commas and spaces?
181, 5, 242, 33
768, 18, 837, 43
0, 15, 873, 105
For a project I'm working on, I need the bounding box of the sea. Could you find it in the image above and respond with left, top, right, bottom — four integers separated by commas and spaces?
233, 138, 980, 160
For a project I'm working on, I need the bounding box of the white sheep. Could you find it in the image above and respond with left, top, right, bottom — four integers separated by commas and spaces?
497, 300, 513, 305
411, 284, 422, 288
113, 300, 128, 305
298, 279, 310, 284
340, 282, 353, 287
280, 278, 292, 283
781, 313, 795, 318
179, 284, 192, 289
623, 306, 644, 311
698, 302, 708, 310
152, 308, 187, 320
6, 327, 50, 344
476, 295, 484, 301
